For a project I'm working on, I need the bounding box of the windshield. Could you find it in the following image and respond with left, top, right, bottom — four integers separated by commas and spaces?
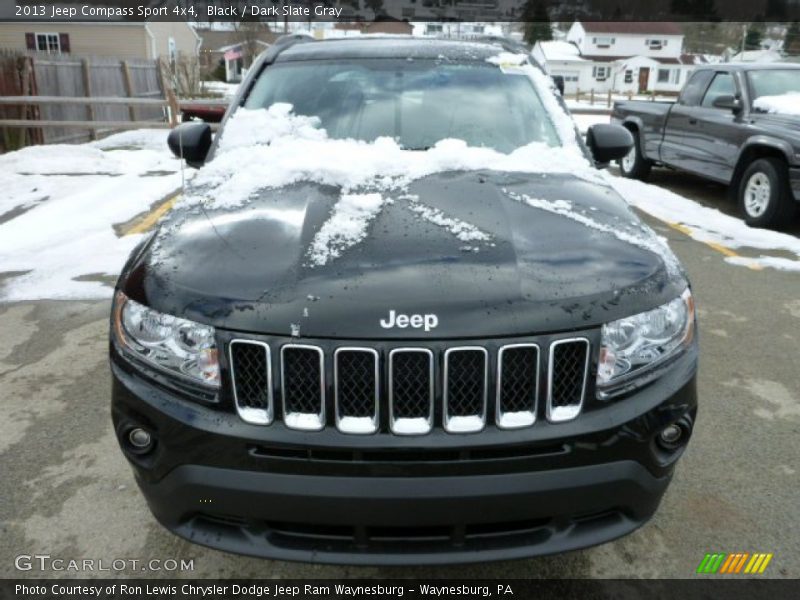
243, 59, 561, 153
748, 69, 800, 103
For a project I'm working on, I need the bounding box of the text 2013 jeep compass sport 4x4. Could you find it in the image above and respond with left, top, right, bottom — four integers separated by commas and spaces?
110, 37, 698, 564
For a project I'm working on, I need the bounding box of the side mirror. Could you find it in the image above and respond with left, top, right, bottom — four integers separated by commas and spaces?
167, 122, 212, 167
552, 75, 565, 96
586, 124, 633, 164
711, 94, 742, 113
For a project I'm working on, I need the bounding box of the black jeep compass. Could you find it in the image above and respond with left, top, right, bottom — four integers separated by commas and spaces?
110, 37, 698, 564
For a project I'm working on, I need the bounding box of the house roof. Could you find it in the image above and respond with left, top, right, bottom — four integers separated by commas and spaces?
579, 22, 683, 36
537, 40, 585, 62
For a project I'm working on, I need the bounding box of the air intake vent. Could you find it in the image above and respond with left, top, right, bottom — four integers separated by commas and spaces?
547, 338, 590, 423
389, 349, 433, 435
334, 348, 379, 434
443, 347, 488, 433
229, 340, 272, 425
281, 345, 324, 431
497, 344, 539, 429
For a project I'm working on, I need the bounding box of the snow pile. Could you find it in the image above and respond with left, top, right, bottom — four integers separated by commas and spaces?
92, 129, 171, 152
307, 193, 386, 266
217, 103, 326, 151
0, 133, 177, 175
505, 190, 683, 276
186, 106, 591, 213
608, 176, 800, 272
753, 93, 800, 116
0, 133, 182, 301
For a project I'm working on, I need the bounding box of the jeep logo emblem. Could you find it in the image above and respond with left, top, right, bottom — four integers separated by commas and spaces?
380, 310, 438, 332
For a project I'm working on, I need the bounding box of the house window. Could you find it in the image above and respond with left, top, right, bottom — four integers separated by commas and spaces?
35, 33, 60, 53
592, 66, 609, 80
624, 70, 633, 83
593, 36, 614, 48
647, 39, 664, 50
425, 23, 443, 34
657, 69, 671, 83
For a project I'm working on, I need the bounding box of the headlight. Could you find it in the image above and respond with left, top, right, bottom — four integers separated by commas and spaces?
597, 288, 694, 397
113, 291, 219, 387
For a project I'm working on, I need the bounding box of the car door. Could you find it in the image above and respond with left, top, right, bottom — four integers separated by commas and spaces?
687, 71, 744, 182
659, 69, 713, 169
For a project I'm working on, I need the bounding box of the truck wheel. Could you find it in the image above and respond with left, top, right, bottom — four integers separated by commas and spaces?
618, 132, 651, 180
738, 158, 797, 228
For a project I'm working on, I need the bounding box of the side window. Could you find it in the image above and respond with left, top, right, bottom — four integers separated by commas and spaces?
679, 70, 714, 106
701, 73, 736, 108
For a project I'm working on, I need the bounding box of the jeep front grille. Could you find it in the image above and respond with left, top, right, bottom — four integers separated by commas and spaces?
228, 336, 591, 434
281, 345, 325, 431
547, 338, 590, 423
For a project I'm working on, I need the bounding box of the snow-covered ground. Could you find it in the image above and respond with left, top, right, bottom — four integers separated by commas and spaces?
571, 112, 610, 134
0, 95, 798, 302
0, 130, 185, 301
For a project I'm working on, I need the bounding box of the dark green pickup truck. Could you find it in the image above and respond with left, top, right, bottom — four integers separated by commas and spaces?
612, 63, 800, 228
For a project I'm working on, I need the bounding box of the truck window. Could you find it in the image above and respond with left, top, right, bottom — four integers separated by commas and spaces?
679, 70, 714, 106
701, 73, 735, 108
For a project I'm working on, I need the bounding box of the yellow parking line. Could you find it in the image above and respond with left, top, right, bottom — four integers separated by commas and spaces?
123, 193, 180, 236
664, 221, 763, 271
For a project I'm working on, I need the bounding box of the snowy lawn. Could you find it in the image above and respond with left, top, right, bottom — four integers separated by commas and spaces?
0, 130, 185, 301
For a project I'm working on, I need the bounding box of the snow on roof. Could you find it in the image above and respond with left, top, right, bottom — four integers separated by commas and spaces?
538, 41, 584, 62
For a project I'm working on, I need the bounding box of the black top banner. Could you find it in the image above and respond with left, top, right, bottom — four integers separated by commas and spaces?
2, 0, 799, 23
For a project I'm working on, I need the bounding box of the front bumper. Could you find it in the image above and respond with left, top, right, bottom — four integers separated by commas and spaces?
111, 344, 697, 565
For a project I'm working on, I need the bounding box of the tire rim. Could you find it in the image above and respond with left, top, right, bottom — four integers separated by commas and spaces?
621, 145, 637, 172
744, 172, 771, 217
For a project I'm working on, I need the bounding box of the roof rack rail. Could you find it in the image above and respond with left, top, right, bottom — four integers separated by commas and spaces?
262, 33, 316, 63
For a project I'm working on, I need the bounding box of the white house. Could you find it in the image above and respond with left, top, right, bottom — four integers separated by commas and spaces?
536, 22, 710, 95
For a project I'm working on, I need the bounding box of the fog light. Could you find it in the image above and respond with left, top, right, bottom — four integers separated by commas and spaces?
659, 423, 683, 445
128, 428, 152, 449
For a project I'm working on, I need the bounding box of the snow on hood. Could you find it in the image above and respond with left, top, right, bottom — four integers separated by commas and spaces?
175, 56, 594, 267
753, 92, 800, 117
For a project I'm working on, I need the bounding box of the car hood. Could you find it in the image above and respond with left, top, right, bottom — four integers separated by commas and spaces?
124, 171, 687, 339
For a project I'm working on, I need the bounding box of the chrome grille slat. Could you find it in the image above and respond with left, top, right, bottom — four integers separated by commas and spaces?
389, 348, 434, 435
496, 343, 539, 430
281, 344, 325, 431
334, 347, 379, 435
547, 338, 590, 423
229, 340, 273, 425
443, 347, 488, 434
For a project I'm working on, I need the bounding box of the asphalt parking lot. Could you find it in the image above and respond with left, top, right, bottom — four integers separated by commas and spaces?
1, 167, 798, 579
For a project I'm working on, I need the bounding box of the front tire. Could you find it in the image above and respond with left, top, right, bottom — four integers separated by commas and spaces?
738, 158, 797, 228
618, 131, 652, 180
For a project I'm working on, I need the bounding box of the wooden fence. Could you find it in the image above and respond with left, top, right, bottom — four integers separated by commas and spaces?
0, 49, 167, 148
